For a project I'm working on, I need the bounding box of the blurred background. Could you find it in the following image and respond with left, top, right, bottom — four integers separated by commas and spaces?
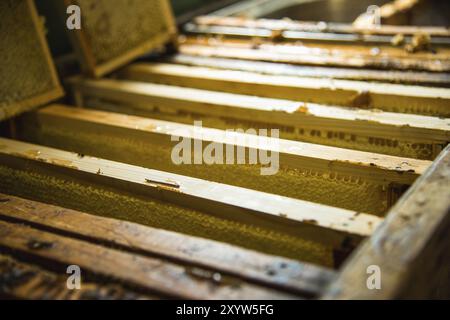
36, 0, 450, 58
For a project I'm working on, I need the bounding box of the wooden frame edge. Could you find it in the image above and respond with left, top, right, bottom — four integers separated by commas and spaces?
1, 0, 64, 121
62, 0, 178, 78
321, 145, 450, 299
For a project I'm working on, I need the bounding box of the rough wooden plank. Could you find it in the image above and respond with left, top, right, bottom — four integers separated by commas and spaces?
322, 145, 450, 299
184, 22, 450, 46
194, 16, 450, 37
20, 104, 432, 216
0, 220, 298, 299
0, 254, 151, 300
0, 0, 63, 121
0, 193, 335, 297
121, 62, 450, 118
170, 54, 450, 87
60, 0, 177, 77
71, 76, 450, 158
0, 137, 379, 238
0, 137, 380, 266
178, 39, 450, 73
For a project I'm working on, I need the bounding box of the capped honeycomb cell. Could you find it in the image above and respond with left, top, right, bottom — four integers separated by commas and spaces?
0, 0, 63, 121
64, 0, 177, 77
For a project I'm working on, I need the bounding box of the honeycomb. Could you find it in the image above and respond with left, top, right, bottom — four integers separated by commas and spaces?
0, 0, 61, 120
71, 0, 174, 68
217, 115, 439, 160
84, 97, 442, 160
20, 120, 390, 215
0, 165, 333, 267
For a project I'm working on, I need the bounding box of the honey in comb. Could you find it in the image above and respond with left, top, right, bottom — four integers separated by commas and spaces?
67, 0, 176, 76
0, 0, 62, 121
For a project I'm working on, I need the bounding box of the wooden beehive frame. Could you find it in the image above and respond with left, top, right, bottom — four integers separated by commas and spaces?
181, 7, 450, 79
118, 62, 450, 118
0, 193, 334, 298
191, 15, 450, 39
0, 254, 151, 299
68, 76, 450, 160
177, 37, 450, 73
168, 54, 450, 87
62, 0, 177, 78
19, 104, 431, 216
0, 0, 63, 122
0, 221, 296, 299
0, 137, 380, 241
